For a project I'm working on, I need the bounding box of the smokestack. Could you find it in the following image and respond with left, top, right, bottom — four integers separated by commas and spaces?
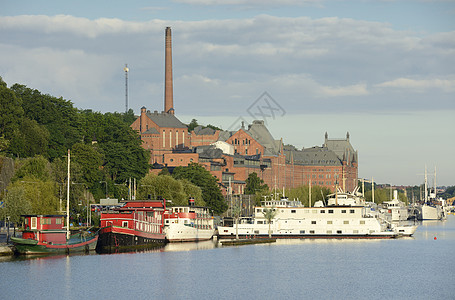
165, 27, 174, 114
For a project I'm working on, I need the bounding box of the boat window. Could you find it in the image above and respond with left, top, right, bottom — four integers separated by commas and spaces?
327, 230, 332, 234
320, 210, 325, 213
122, 221, 128, 227
327, 221, 332, 224
165, 220, 169, 224
350, 209, 355, 213
291, 210, 296, 213
341, 210, 346, 213
312, 210, 317, 214
254, 230, 260, 234
343, 221, 349, 224
353, 230, 359, 234
328, 210, 334, 214
310, 230, 315, 234
311, 221, 316, 224
257, 221, 263, 224
337, 230, 342, 234
360, 220, 365, 225
300, 230, 305, 234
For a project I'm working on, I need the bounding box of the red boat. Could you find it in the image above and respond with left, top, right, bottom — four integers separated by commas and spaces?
11, 215, 98, 255
96, 200, 167, 253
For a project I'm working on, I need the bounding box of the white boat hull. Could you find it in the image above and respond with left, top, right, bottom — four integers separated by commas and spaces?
165, 223, 215, 242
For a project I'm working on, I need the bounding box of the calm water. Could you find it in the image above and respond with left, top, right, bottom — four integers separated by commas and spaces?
1, 217, 455, 300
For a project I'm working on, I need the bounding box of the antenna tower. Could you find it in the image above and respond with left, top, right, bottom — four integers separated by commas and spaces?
124, 64, 129, 113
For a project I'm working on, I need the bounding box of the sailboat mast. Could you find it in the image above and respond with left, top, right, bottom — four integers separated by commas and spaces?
434, 166, 437, 199
66, 149, 70, 239
424, 166, 428, 203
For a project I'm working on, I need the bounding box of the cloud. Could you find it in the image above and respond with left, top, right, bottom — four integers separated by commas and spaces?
376, 77, 455, 93
173, 0, 320, 6
0, 14, 453, 115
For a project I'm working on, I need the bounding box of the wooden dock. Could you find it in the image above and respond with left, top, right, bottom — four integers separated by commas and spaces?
220, 238, 276, 246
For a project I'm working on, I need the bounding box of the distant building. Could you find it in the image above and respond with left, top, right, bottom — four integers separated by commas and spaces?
130, 27, 358, 195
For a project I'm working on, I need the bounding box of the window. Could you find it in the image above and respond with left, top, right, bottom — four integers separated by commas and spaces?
327, 221, 333, 224
310, 230, 315, 234
320, 210, 325, 213
353, 230, 359, 234
300, 230, 305, 234
350, 209, 355, 214
337, 230, 342, 234
341, 210, 346, 213
327, 230, 332, 234
257, 221, 263, 224
328, 210, 334, 214
122, 221, 128, 227
311, 221, 316, 224
343, 221, 349, 224
360, 220, 365, 225
291, 210, 296, 213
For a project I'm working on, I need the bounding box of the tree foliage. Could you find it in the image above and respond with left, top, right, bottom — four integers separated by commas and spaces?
245, 172, 269, 194
137, 173, 204, 206
172, 163, 227, 214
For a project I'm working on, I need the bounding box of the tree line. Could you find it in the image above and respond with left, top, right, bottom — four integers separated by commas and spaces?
0, 78, 227, 224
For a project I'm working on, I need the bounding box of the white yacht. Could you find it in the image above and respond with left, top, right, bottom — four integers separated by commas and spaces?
218, 190, 403, 239
164, 198, 215, 242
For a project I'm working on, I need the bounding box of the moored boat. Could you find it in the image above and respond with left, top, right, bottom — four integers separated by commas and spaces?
11, 215, 98, 255
164, 198, 215, 242
218, 190, 399, 240
96, 200, 166, 253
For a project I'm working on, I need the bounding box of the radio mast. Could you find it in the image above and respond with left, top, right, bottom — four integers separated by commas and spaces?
124, 64, 129, 113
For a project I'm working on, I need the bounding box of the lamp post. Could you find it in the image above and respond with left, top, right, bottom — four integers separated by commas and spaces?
100, 181, 108, 198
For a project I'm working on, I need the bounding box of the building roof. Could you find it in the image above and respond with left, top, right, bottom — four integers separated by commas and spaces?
323, 132, 357, 163
246, 120, 281, 155
145, 111, 187, 128
284, 146, 342, 166
193, 126, 216, 135
143, 127, 159, 134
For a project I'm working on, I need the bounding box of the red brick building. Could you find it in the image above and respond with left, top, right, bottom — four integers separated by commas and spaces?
130, 26, 358, 195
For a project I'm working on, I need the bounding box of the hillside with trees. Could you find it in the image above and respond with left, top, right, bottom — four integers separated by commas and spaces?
0, 77, 229, 224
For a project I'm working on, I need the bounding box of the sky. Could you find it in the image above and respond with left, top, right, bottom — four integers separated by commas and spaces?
1, 0, 454, 186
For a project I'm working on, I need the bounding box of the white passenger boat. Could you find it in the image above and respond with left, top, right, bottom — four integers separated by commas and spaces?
164, 198, 215, 242
381, 191, 409, 222
218, 190, 400, 239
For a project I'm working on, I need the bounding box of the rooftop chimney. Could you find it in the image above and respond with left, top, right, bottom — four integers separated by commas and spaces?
165, 27, 174, 115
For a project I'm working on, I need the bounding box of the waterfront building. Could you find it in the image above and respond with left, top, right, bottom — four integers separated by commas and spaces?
130, 27, 358, 194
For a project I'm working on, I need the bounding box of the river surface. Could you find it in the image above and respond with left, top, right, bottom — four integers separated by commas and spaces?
1, 216, 455, 300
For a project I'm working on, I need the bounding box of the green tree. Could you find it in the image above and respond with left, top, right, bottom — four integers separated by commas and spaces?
0, 186, 32, 224
187, 119, 199, 131
13, 156, 52, 182
137, 173, 204, 206
245, 172, 269, 194
172, 163, 227, 214
11, 84, 83, 160
72, 143, 103, 184
262, 207, 278, 238
8, 118, 49, 158
0, 77, 24, 140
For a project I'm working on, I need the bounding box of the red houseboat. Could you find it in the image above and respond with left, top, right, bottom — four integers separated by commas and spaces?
11, 215, 98, 255
96, 200, 167, 253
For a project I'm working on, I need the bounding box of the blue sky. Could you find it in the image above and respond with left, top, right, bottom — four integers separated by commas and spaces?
1, 0, 454, 186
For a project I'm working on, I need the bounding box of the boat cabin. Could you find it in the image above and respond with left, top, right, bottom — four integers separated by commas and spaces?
21, 215, 66, 244
100, 200, 166, 234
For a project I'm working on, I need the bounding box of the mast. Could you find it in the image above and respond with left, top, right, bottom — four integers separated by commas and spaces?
309, 178, 312, 207
424, 166, 428, 203
433, 166, 437, 200
66, 149, 70, 240
371, 177, 374, 204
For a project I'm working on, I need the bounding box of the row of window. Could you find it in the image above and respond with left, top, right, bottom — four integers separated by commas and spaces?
287, 209, 356, 214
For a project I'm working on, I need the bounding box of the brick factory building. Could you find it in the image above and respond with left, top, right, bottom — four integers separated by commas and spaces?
130, 27, 358, 195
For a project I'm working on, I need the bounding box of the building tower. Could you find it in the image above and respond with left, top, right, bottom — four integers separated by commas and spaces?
165, 27, 174, 114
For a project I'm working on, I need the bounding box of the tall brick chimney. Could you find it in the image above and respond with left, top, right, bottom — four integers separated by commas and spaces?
165, 27, 174, 114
